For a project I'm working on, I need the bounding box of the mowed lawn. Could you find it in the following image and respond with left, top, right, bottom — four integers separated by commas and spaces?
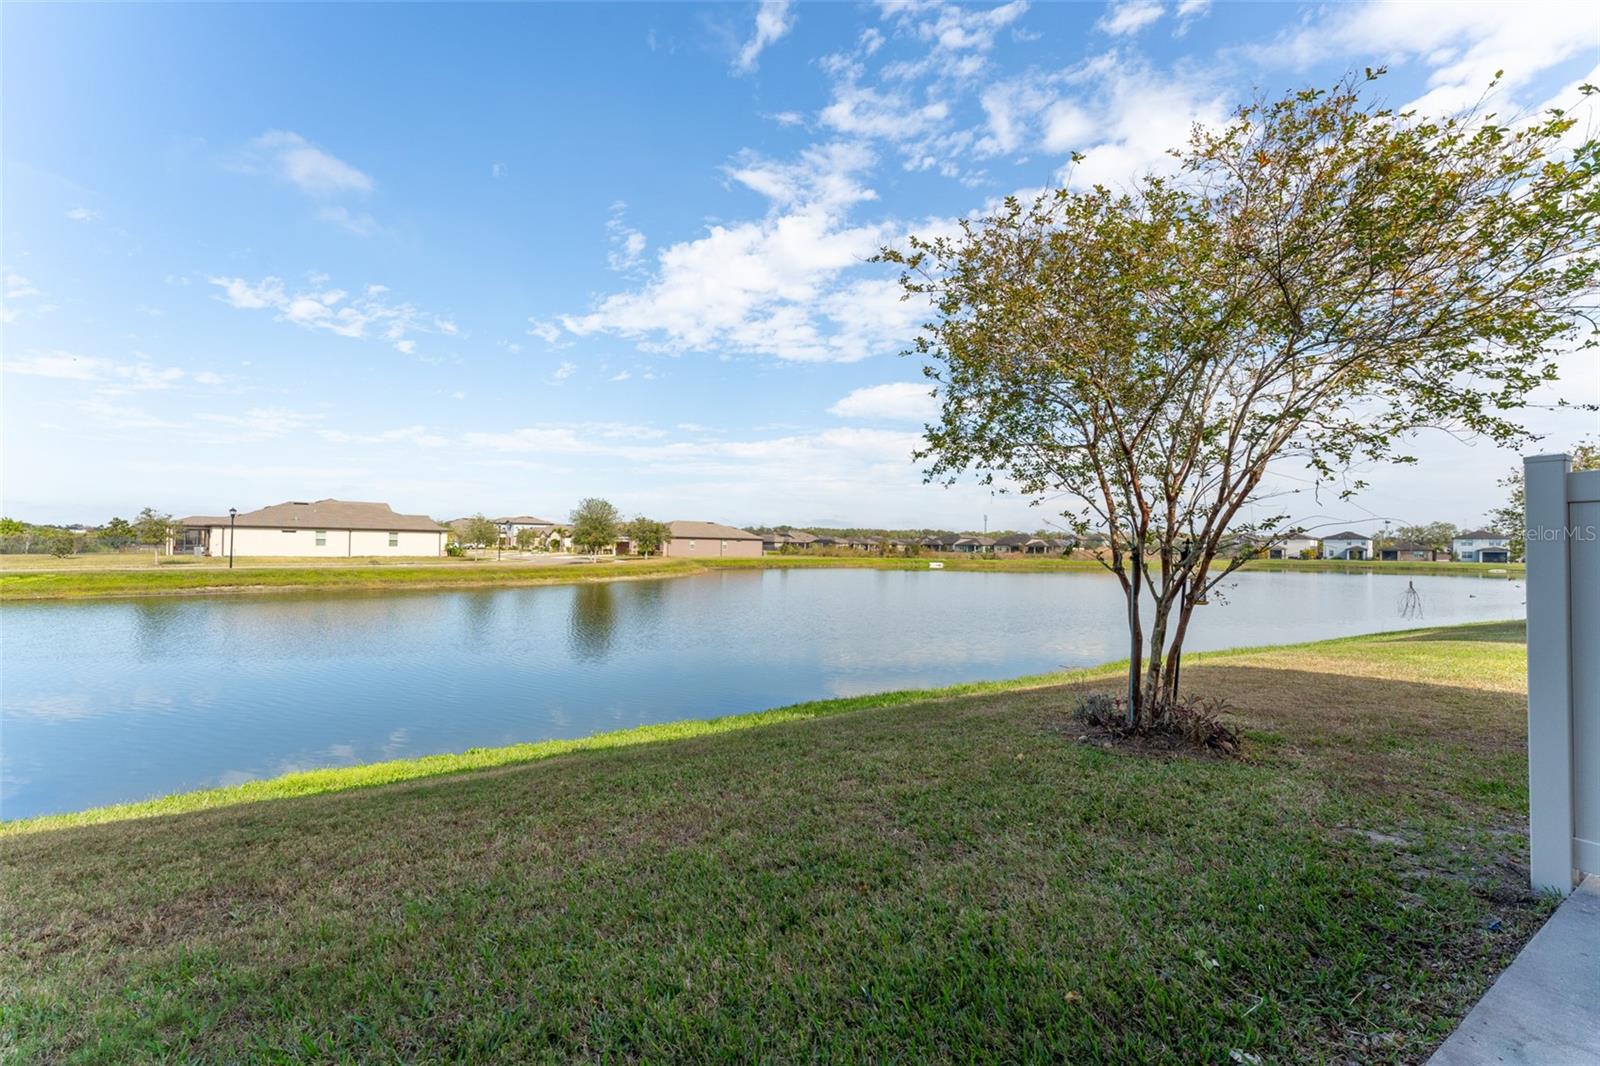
0, 621, 1541, 1063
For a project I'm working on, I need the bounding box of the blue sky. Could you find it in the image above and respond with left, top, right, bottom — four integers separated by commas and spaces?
4, 1, 1597, 533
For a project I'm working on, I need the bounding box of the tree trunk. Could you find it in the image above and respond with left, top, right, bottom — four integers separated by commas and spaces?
1141, 592, 1174, 714
1124, 551, 1143, 727
1162, 594, 1200, 703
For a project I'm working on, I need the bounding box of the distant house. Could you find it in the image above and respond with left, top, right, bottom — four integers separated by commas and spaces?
1379, 542, 1448, 562
1453, 529, 1512, 563
495, 515, 555, 544
920, 533, 960, 552
763, 529, 818, 552
663, 521, 763, 558
176, 499, 448, 558
952, 536, 996, 554
1266, 534, 1320, 559
994, 534, 1050, 554
1322, 531, 1375, 561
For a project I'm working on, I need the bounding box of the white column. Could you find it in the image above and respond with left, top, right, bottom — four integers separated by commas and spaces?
1526, 453, 1574, 893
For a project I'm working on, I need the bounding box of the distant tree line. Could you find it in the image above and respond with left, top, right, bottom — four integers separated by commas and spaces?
0, 507, 179, 557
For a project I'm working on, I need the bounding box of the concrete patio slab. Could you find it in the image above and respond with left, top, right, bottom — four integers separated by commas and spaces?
1429, 874, 1600, 1064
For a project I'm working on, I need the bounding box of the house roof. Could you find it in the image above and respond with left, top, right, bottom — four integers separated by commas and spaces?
1324, 531, 1372, 541
668, 520, 761, 541
184, 500, 447, 533
1455, 529, 1505, 540
1386, 542, 1435, 552
495, 515, 553, 525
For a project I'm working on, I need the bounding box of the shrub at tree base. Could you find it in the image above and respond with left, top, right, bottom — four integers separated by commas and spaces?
1070, 691, 1242, 756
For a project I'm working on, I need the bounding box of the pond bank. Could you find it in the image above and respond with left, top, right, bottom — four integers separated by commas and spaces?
0, 553, 1523, 601
0, 620, 1541, 1061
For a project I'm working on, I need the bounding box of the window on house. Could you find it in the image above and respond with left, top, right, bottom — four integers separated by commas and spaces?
315, 530, 326, 546
281, 530, 297, 534
388, 531, 398, 547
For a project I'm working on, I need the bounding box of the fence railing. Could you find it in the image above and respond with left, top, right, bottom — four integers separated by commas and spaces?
1526, 453, 1600, 892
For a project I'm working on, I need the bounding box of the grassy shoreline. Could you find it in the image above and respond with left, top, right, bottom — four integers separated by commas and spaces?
1, 619, 1519, 836
1, 619, 1540, 1061
1, 553, 1522, 601
0, 665, 1098, 836
0, 557, 703, 601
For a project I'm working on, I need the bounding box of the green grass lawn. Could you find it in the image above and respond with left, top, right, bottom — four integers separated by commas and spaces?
0, 621, 1539, 1062
1, 552, 1520, 600
0, 557, 700, 600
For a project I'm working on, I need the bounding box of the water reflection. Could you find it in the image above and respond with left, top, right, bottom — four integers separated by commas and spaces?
1, 569, 1524, 819
568, 582, 617, 662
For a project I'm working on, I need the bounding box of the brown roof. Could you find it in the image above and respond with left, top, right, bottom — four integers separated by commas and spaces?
495, 515, 554, 525
1324, 531, 1371, 541
1456, 529, 1504, 540
186, 499, 446, 532
668, 520, 761, 541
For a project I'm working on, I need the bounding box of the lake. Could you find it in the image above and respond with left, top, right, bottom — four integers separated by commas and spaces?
1, 568, 1524, 819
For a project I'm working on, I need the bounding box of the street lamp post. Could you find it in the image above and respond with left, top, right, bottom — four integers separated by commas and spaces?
228, 508, 237, 569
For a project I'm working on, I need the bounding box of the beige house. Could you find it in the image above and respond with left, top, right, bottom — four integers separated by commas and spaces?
663, 521, 763, 559
176, 500, 449, 558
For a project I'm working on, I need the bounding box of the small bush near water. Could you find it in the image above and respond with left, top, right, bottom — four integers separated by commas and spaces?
1070, 691, 1242, 756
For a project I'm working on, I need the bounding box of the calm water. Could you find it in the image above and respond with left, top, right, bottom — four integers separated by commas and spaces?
1, 569, 1523, 819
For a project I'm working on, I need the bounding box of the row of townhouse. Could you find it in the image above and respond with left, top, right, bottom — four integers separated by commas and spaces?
762, 525, 1514, 563
762, 529, 1106, 555
1318, 530, 1512, 563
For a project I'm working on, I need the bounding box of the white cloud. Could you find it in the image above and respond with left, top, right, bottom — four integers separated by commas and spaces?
1098, 0, 1165, 36
970, 53, 1230, 184
209, 275, 454, 354
606, 201, 648, 271
194, 407, 322, 443
317, 425, 448, 448
610, 370, 632, 382
317, 206, 382, 237
5, 350, 188, 389
527, 318, 564, 345
733, 0, 795, 74
881, 1, 1029, 58
74, 397, 180, 432
2, 268, 45, 323
556, 143, 927, 363
1246, 1, 1600, 116
65, 207, 100, 222
249, 130, 374, 195
828, 382, 938, 422
550, 361, 577, 382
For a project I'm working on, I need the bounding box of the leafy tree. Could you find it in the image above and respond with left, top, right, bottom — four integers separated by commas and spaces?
881, 75, 1600, 726
462, 514, 500, 551
134, 508, 175, 555
570, 498, 621, 558
1392, 523, 1458, 551
1490, 438, 1600, 560
46, 529, 76, 558
100, 516, 136, 550
515, 527, 540, 551
626, 516, 672, 556
0, 517, 22, 539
